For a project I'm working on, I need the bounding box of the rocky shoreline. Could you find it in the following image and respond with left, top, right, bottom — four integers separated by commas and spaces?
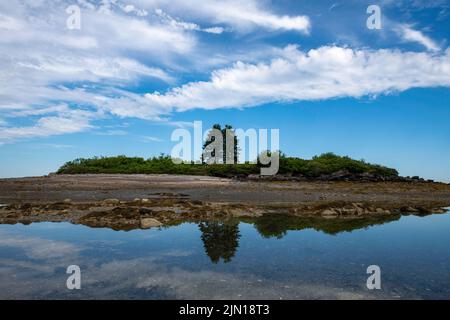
0, 196, 448, 231
1, 174, 449, 231
243, 170, 439, 183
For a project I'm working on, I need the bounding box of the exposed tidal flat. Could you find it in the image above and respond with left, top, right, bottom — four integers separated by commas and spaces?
0, 174, 450, 230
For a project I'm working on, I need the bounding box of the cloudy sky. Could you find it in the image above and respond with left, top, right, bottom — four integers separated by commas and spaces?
0, 0, 449, 180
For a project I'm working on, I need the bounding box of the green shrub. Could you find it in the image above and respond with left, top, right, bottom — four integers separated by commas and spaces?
57, 152, 398, 178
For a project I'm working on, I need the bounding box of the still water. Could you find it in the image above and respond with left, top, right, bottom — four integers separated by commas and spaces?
0, 211, 449, 299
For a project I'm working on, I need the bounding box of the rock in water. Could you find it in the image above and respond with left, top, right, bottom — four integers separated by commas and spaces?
321, 209, 338, 217
140, 218, 163, 229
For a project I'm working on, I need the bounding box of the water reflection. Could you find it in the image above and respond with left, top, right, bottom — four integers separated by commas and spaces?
1, 211, 450, 299
197, 214, 401, 262
251, 214, 402, 239
199, 221, 240, 263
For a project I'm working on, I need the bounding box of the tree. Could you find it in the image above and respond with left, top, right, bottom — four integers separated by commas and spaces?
202, 124, 239, 164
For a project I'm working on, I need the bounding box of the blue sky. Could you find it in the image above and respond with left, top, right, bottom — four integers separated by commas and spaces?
0, 0, 449, 181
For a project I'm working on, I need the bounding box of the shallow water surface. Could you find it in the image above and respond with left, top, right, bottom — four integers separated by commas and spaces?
0, 211, 449, 299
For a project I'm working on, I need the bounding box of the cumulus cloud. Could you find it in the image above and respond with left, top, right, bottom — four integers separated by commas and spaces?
0, 108, 95, 144
131, 45, 450, 114
3, 45, 450, 143
397, 25, 440, 51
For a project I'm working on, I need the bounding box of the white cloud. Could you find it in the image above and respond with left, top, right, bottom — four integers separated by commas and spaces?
16, 56, 173, 83
0, 0, 310, 124
0, 0, 191, 113
120, 4, 148, 16
1, 0, 449, 146
75, 0, 310, 33
0, 13, 24, 30
142, 136, 164, 142
131, 45, 450, 114
142, 0, 311, 33
9, 105, 71, 117
155, 9, 225, 34
0, 0, 191, 143
95, 129, 129, 136
0, 109, 95, 144
398, 25, 440, 51
2, 43, 450, 143
203, 27, 226, 34
32, 143, 75, 149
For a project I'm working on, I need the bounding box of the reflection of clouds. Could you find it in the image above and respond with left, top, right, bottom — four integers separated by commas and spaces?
0, 231, 82, 259
0, 238, 389, 299
0, 259, 55, 273
0, 230, 87, 299
135, 265, 369, 300
0, 258, 67, 299
0, 224, 425, 300
82, 258, 388, 300
85, 239, 124, 246
162, 249, 193, 257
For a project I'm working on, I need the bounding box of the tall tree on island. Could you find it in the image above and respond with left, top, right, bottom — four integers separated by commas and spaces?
202, 124, 239, 164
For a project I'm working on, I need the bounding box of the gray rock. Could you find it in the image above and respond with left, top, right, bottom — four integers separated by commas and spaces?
140, 218, 163, 229
321, 209, 338, 217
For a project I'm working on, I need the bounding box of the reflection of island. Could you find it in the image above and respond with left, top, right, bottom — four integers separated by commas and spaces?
196, 215, 403, 263
251, 214, 402, 239
199, 221, 241, 263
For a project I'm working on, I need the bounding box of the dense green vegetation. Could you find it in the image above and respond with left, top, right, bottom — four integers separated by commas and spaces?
57, 152, 398, 178
58, 124, 398, 178
277, 152, 398, 177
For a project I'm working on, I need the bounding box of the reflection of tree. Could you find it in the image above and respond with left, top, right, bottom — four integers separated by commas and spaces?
199, 221, 241, 263
254, 214, 402, 239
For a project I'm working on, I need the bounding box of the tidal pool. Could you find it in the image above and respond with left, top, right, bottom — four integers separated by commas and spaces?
0, 211, 449, 299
